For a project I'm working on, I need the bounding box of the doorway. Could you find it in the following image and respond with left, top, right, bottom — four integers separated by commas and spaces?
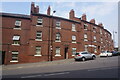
64, 47, 68, 59
2, 51, 6, 64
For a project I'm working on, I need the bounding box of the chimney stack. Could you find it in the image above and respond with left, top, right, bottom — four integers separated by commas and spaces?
35, 5, 39, 13
30, 2, 39, 14
47, 6, 51, 15
98, 23, 103, 27
69, 9, 75, 19
90, 19, 95, 24
31, 2, 35, 14
81, 14, 86, 21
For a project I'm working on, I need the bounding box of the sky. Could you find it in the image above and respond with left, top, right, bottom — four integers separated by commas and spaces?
1, 1, 119, 47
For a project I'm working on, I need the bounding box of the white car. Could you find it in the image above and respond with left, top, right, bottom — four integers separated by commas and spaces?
99, 51, 112, 57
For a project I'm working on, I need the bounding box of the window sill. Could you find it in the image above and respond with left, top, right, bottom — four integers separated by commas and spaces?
56, 27, 61, 29
36, 25, 43, 27
34, 55, 42, 56
72, 30, 76, 32
55, 55, 61, 56
12, 44, 20, 46
13, 28, 21, 30
10, 61, 18, 62
72, 42, 76, 43
35, 39, 42, 41
55, 41, 61, 42
72, 55, 75, 56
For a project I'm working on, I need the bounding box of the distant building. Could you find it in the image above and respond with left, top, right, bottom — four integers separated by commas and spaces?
1, 2, 114, 65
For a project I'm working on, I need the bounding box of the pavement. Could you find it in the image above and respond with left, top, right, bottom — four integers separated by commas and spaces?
2, 58, 75, 70
1, 55, 110, 70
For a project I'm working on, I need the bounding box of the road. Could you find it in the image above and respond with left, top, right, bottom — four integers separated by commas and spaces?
2, 56, 119, 78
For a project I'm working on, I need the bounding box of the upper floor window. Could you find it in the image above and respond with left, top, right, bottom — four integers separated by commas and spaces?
36, 31, 42, 41
55, 47, 61, 56
56, 20, 61, 29
84, 33, 88, 41
93, 36, 96, 42
34, 46, 42, 56
12, 35, 20, 45
72, 35, 76, 43
15, 20, 21, 28
93, 26, 96, 33
55, 33, 61, 42
100, 29, 102, 34
10, 51, 19, 62
72, 24, 76, 31
37, 17, 43, 26
84, 24, 88, 30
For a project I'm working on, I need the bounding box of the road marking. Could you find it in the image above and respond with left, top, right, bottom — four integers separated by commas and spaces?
21, 72, 70, 78
21, 75, 42, 78
88, 67, 117, 71
44, 72, 70, 76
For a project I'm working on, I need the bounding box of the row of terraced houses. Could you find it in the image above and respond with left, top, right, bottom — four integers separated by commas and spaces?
1, 2, 114, 65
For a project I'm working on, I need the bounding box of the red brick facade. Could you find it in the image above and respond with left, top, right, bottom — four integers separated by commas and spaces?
1, 2, 114, 65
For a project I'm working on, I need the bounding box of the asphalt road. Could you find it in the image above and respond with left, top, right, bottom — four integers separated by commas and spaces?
2, 56, 119, 78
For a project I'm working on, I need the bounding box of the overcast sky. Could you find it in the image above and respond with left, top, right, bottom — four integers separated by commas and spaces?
1, 1, 118, 47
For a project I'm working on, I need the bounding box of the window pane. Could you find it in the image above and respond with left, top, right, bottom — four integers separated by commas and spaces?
72, 24, 76, 31
56, 21, 61, 28
36, 31, 42, 39
56, 47, 60, 55
72, 48, 76, 55
13, 36, 20, 40
56, 33, 61, 41
12, 51, 19, 61
72, 35, 76, 40
15, 20, 21, 26
36, 46, 41, 55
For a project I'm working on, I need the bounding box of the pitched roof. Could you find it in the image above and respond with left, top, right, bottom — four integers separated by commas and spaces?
0, 12, 30, 19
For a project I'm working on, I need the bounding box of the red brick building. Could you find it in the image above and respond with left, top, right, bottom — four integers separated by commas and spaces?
0, 2, 114, 65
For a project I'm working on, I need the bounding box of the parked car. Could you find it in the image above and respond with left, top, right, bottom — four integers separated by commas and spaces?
111, 51, 118, 56
74, 51, 96, 61
99, 51, 112, 57
117, 51, 120, 56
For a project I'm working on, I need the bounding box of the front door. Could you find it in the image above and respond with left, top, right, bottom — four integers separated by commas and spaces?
64, 47, 68, 59
2, 51, 6, 64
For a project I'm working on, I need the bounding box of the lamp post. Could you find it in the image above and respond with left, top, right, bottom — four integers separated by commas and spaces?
50, 10, 56, 61
113, 31, 117, 48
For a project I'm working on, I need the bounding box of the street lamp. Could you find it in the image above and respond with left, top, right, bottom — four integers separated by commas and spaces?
113, 31, 117, 48
50, 10, 56, 61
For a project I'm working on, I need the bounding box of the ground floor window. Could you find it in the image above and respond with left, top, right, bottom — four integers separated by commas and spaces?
72, 48, 76, 55
36, 46, 41, 55
10, 51, 19, 62
55, 47, 61, 56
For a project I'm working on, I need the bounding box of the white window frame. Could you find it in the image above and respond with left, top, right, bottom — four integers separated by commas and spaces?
15, 20, 21, 28
55, 47, 61, 56
93, 36, 96, 42
72, 48, 76, 56
12, 36, 20, 45
100, 29, 102, 34
36, 31, 42, 41
72, 35, 76, 43
72, 24, 76, 31
34, 46, 42, 56
55, 33, 61, 42
56, 21, 61, 29
84, 24, 88, 30
10, 51, 19, 62
37, 18, 43, 26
